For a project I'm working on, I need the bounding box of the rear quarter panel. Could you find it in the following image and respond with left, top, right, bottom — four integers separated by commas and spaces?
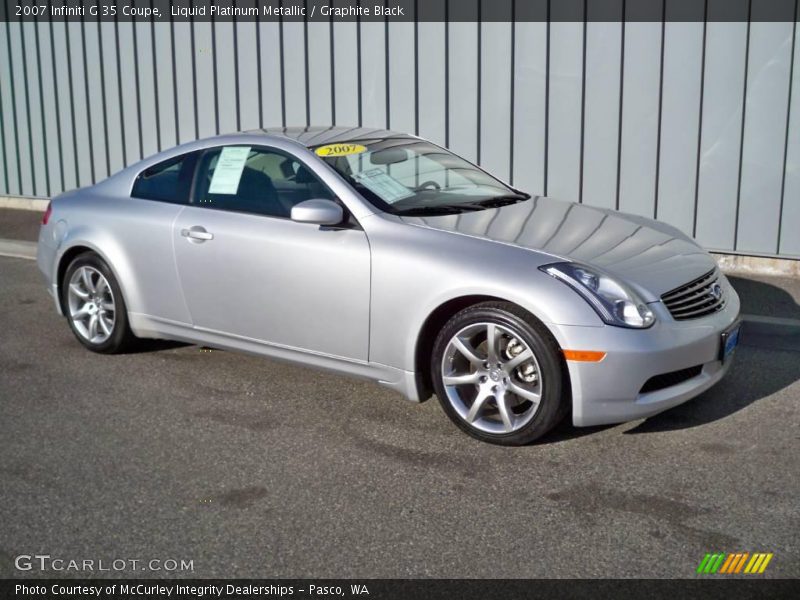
50, 191, 190, 328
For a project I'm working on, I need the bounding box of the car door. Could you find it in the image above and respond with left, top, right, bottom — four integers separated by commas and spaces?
120, 150, 199, 325
172, 144, 371, 361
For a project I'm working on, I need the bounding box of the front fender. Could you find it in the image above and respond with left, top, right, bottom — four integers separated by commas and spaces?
365, 217, 602, 373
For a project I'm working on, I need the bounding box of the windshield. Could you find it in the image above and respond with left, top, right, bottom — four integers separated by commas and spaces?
314, 138, 529, 215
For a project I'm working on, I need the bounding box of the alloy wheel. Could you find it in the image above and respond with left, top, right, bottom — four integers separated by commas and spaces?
441, 322, 543, 434
66, 266, 116, 344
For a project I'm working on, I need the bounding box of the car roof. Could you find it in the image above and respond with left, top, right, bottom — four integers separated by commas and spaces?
243, 126, 415, 148
92, 126, 418, 197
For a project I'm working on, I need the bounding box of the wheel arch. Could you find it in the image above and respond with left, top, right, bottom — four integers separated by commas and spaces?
413, 294, 572, 404
414, 295, 518, 400
55, 242, 131, 317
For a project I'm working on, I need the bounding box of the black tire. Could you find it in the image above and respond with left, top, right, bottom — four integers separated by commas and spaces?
431, 301, 568, 445
61, 252, 137, 354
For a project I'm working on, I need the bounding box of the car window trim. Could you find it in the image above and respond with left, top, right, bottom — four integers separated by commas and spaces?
188, 144, 360, 229
130, 150, 200, 206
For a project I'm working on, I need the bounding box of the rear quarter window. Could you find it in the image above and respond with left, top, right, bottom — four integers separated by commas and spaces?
131, 151, 198, 204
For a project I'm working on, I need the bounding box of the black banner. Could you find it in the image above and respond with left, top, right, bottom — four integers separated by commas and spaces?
1, 0, 799, 23
3, 579, 799, 600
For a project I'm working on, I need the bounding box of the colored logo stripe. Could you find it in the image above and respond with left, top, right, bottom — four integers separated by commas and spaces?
698, 552, 774, 574
745, 553, 774, 574
719, 554, 736, 573
697, 553, 725, 574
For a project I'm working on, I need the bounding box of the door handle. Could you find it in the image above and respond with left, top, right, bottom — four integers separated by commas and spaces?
181, 227, 214, 242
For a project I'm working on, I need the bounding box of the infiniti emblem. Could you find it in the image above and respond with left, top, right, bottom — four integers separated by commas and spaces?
710, 283, 722, 300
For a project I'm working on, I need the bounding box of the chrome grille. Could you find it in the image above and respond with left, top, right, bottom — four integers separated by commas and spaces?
661, 269, 726, 321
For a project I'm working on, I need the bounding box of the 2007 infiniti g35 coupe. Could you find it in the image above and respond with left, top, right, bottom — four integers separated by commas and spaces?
37, 127, 741, 445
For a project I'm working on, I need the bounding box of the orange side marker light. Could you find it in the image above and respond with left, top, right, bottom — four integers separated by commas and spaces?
562, 350, 607, 362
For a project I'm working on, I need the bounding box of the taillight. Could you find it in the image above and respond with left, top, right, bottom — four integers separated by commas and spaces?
42, 202, 52, 225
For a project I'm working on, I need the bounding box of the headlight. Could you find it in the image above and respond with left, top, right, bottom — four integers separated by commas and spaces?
540, 262, 655, 329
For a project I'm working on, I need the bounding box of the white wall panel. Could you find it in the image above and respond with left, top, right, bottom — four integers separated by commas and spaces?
11, 22, 33, 194
618, 21, 661, 217
37, 21, 61, 194
511, 21, 546, 196
50, 22, 76, 191
359, 22, 387, 128
173, 20, 197, 143
134, 22, 158, 159
236, 20, 262, 132
0, 13, 797, 259
192, 21, 217, 138
84, 21, 109, 178
388, 21, 415, 133
737, 21, 794, 254
22, 21, 46, 194
1, 22, 18, 195
582, 21, 622, 209
656, 21, 704, 234
307, 21, 333, 126
547, 21, 582, 201
480, 20, 512, 180
153, 23, 176, 150
258, 20, 283, 128
332, 20, 359, 126
780, 21, 799, 257
281, 21, 307, 126
448, 21, 478, 162
213, 21, 238, 135
417, 21, 445, 145
694, 22, 749, 251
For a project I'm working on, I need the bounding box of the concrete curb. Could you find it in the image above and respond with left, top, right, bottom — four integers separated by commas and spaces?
0, 239, 37, 260
0, 196, 48, 211
713, 252, 800, 278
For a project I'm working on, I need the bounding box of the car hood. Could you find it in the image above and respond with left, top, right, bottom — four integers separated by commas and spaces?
399, 196, 717, 302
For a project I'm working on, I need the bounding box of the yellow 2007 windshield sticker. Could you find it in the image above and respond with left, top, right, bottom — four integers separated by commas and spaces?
315, 143, 367, 157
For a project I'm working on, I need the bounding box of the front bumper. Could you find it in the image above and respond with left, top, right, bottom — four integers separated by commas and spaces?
550, 276, 741, 427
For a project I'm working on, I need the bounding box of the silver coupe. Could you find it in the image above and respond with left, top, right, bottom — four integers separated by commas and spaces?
37, 127, 741, 445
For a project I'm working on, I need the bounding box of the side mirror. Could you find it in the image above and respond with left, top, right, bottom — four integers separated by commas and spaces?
290, 199, 345, 226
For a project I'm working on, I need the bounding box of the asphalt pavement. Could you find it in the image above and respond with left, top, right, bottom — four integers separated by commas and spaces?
1, 255, 799, 579
0, 208, 42, 243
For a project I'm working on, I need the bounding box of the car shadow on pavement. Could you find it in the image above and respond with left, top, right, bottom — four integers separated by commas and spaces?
123, 339, 191, 354
624, 345, 799, 434
624, 276, 800, 434
727, 275, 800, 320
533, 419, 615, 444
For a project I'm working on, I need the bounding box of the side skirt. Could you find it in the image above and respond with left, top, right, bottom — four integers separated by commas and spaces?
128, 312, 423, 402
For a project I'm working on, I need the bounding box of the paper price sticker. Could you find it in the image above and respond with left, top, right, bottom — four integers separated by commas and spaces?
314, 143, 367, 158
208, 146, 251, 195
354, 168, 413, 203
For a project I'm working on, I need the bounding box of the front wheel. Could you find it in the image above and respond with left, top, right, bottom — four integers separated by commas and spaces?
431, 302, 568, 445
62, 252, 137, 354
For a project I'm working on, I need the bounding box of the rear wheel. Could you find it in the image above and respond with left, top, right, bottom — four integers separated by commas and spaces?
62, 252, 137, 354
431, 302, 567, 445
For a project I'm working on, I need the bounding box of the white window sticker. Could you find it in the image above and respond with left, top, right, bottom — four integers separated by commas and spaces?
208, 146, 251, 195
355, 168, 413, 204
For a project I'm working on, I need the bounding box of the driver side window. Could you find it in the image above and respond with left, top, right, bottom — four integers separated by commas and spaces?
193, 146, 334, 218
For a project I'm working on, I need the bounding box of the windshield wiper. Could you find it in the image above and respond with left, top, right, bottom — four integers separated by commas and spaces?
396, 204, 485, 216
397, 195, 530, 216
469, 194, 531, 208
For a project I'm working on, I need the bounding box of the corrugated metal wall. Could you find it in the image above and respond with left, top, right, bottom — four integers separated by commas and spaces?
1, 7, 798, 258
